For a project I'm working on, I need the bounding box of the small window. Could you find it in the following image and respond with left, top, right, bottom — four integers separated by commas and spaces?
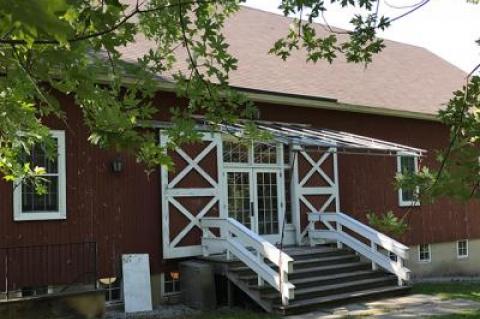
253, 143, 277, 164
397, 154, 420, 207
223, 141, 249, 163
13, 130, 66, 221
418, 244, 431, 262
457, 240, 468, 259
161, 271, 181, 296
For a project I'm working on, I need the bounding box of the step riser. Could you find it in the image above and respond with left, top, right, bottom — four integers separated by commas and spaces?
289, 250, 353, 260
290, 264, 372, 279
291, 272, 389, 289
293, 256, 360, 269
268, 279, 398, 302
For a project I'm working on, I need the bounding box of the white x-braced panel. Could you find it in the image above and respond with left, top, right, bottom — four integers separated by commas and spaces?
160, 132, 224, 259
294, 148, 340, 244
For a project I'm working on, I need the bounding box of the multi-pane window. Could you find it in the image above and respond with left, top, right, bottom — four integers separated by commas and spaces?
457, 240, 468, 258
418, 244, 431, 262
254, 143, 277, 164
222, 140, 281, 166
223, 141, 249, 163
162, 272, 181, 296
13, 130, 66, 221
397, 154, 420, 207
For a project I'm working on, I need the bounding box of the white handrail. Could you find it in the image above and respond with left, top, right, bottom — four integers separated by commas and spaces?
308, 212, 411, 285
201, 217, 295, 305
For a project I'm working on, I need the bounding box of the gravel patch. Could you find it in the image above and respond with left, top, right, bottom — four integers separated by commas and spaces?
104, 304, 199, 319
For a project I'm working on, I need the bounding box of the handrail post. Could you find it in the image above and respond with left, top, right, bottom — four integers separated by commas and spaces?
226, 226, 232, 261
370, 242, 378, 271
257, 252, 264, 286
336, 221, 343, 249
201, 222, 210, 257
397, 257, 404, 286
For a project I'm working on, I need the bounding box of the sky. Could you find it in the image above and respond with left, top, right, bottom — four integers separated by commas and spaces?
243, 0, 480, 74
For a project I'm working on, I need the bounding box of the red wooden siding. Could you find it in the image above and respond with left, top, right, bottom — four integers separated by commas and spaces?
0, 90, 478, 285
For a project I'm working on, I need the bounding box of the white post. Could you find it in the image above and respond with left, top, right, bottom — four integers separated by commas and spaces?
371, 242, 378, 270
336, 222, 343, 249
257, 252, 264, 286
202, 224, 209, 257
397, 258, 404, 286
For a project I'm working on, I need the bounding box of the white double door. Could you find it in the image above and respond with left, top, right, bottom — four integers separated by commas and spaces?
224, 168, 285, 244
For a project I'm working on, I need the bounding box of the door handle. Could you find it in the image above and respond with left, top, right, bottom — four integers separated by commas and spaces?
250, 201, 254, 217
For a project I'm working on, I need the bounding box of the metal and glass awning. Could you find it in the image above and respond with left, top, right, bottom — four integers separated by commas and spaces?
207, 119, 425, 157
146, 118, 425, 157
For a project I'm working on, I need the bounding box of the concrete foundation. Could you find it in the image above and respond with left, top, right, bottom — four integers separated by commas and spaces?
406, 239, 480, 279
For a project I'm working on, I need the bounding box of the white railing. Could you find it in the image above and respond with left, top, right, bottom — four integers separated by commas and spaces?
200, 217, 295, 305
308, 212, 410, 285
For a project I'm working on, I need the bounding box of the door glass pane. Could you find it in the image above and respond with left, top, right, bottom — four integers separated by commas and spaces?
227, 172, 251, 228
256, 172, 279, 235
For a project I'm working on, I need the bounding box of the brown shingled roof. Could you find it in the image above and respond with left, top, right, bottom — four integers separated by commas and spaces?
120, 5, 467, 116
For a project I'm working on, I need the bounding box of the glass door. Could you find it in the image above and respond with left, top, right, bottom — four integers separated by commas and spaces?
225, 168, 283, 244
226, 170, 253, 231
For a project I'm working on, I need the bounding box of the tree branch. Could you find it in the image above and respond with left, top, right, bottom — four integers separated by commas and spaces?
0, 0, 209, 45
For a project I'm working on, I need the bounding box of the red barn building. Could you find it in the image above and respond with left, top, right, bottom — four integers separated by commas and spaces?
0, 6, 476, 313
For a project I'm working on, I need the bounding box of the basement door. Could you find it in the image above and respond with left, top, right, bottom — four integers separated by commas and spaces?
224, 167, 284, 244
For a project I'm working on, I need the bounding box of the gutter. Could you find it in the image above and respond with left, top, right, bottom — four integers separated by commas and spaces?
101, 75, 440, 122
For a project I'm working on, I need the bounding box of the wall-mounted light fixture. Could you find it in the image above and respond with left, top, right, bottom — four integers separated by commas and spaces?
111, 156, 124, 173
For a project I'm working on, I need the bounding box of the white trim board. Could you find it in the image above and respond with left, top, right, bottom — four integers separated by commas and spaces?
13, 130, 67, 221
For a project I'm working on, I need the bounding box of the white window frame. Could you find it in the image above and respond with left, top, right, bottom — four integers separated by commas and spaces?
418, 244, 431, 263
13, 130, 67, 221
457, 239, 469, 259
160, 272, 181, 297
396, 153, 420, 207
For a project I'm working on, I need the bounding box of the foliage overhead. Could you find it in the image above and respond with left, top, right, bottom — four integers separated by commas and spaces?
0, 0, 479, 206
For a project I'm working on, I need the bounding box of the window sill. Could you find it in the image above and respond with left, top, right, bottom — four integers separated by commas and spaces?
398, 202, 421, 208
14, 212, 66, 222
418, 260, 431, 264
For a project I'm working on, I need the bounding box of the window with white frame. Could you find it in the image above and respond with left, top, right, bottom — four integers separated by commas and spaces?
418, 244, 431, 262
222, 140, 282, 166
161, 271, 181, 296
13, 130, 66, 221
457, 240, 468, 258
397, 154, 420, 207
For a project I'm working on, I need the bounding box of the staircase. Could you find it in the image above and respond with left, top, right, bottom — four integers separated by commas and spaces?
225, 245, 410, 315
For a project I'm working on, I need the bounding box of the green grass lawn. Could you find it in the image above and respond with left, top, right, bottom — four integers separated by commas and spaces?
413, 282, 480, 303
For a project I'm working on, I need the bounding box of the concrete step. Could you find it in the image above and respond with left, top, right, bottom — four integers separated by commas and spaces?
274, 285, 411, 315
263, 276, 398, 300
